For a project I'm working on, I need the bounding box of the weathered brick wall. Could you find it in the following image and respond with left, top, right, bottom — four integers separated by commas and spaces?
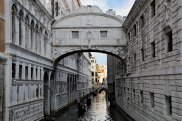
116, 0, 182, 121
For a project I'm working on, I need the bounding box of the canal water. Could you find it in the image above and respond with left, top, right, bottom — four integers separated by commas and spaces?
55, 91, 129, 121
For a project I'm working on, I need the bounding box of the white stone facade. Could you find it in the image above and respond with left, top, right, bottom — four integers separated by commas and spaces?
3, 0, 91, 121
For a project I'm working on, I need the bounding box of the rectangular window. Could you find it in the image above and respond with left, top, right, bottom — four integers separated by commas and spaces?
165, 96, 172, 115
140, 15, 145, 28
100, 31, 107, 38
134, 53, 137, 66
55, 2, 59, 16
133, 25, 137, 36
92, 72, 94, 76
151, 41, 155, 58
151, 0, 156, 17
133, 89, 135, 102
31, 67, 34, 79
12, 63, 16, 79
36, 68, 38, 79
141, 48, 145, 61
25, 66, 28, 79
140, 90, 144, 103
128, 32, 130, 42
36, 86, 39, 97
150, 92, 154, 108
72, 31, 79, 38
166, 30, 173, 52
19, 65, 22, 79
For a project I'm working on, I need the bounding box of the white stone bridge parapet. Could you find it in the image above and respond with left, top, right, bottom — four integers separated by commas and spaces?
52, 5, 127, 62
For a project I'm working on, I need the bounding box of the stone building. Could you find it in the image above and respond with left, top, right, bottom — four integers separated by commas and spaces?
114, 0, 182, 121
91, 56, 98, 85
2, 0, 91, 121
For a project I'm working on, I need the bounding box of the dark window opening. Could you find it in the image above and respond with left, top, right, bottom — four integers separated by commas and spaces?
165, 96, 172, 115
36, 86, 39, 97
150, 92, 154, 108
134, 53, 137, 66
12, 63, 16, 79
31, 67, 34, 79
151, 41, 155, 58
25, 66, 28, 79
19, 65, 22, 79
133, 25, 137, 36
140, 15, 145, 28
55, 2, 59, 16
151, 0, 156, 17
100, 31, 107, 38
141, 48, 145, 61
140, 90, 144, 103
72, 31, 79, 38
167, 30, 173, 52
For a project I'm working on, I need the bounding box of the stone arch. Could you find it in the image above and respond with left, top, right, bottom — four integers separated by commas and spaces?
53, 47, 126, 68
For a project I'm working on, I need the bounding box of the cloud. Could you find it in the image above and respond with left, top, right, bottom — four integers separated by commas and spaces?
80, 0, 135, 16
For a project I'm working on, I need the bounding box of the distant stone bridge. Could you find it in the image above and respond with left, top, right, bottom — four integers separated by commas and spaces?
52, 5, 127, 65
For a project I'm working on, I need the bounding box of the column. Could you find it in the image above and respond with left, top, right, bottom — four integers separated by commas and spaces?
4, 57, 12, 121
33, 65, 36, 80
15, 61, 19, 79
22, 63, 25, 80
28, 64, 31, 80
37, 66, 40, 80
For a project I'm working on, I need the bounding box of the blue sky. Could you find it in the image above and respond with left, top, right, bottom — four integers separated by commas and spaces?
80, 0, 135, 16
91, 52, 107, 66
80, 0, 135, 66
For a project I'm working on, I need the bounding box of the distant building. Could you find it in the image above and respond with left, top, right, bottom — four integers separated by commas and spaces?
97, 65, 106, 84
47, 0, 81, 17
91, 56, 98, 84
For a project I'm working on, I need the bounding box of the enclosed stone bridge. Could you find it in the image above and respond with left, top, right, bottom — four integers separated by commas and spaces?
52, 6, 127, 64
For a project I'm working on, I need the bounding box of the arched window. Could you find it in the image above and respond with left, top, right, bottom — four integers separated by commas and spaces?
19, 10, 23, 46
39, 27, 42, 54
44, 31, 48, 56
25, 16, 29, 49
30, 20, 34, 51
35, 24, 38, 53
12, 5, 17, 44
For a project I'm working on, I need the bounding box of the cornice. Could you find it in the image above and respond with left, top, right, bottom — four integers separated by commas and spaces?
53, 12, 123, 27
122, 0, 147, 31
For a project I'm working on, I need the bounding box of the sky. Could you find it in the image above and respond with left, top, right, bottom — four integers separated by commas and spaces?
80, 0, 135, 16
81, 0, 135, 66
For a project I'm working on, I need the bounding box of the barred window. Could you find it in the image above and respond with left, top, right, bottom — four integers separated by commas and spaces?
100, 31, 107, 38
72, 31, 79, 38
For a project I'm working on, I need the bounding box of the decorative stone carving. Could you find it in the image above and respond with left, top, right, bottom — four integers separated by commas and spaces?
164, 0, 172, 22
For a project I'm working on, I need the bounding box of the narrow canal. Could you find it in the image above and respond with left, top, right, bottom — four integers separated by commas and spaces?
55, 91, 130, 121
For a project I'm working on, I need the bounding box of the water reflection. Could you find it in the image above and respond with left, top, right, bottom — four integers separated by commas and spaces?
56, 91, 129, 121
